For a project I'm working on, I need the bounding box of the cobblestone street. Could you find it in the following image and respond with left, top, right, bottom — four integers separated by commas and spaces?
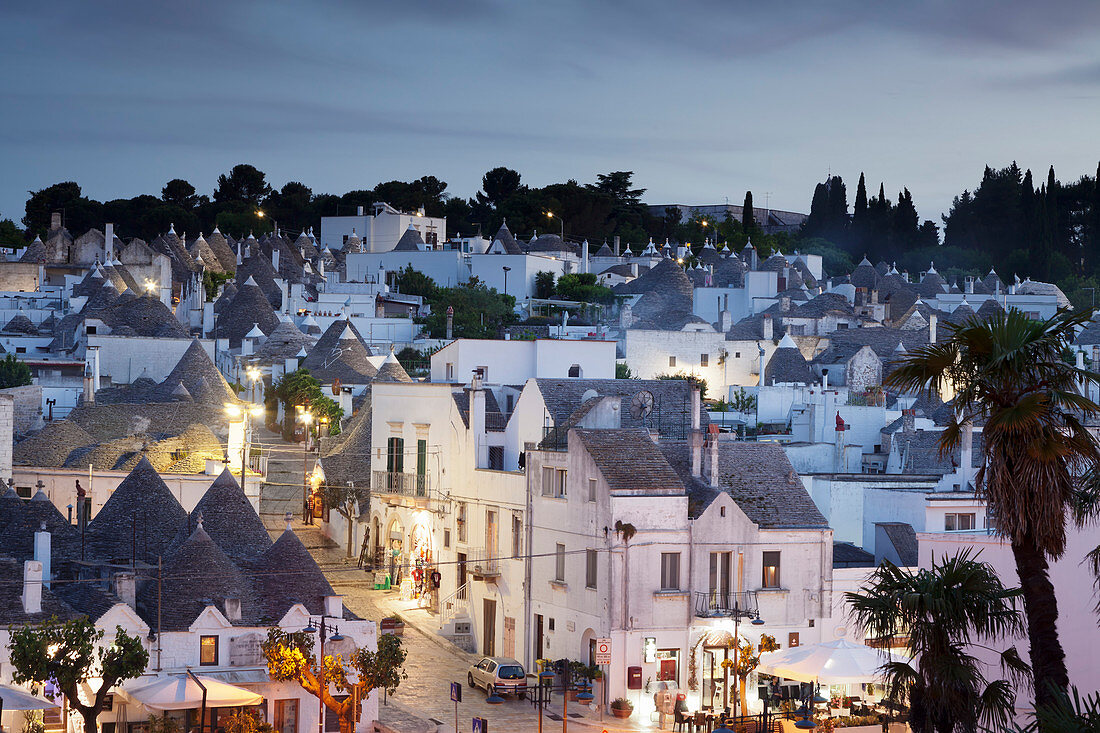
252, 427, 650, 732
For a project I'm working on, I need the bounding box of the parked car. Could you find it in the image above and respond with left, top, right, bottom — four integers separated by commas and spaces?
467, 657, 527, 697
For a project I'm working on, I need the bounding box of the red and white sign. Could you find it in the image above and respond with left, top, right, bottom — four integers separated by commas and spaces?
595, 638, 612, 665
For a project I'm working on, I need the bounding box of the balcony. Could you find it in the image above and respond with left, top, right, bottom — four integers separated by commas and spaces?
371, 470, 445, 508
465, 548, 501, 581
694, 591, 760, 619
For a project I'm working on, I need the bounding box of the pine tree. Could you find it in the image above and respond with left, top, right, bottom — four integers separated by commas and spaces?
1090, 162, 1100, 271
741, 191, 755, 234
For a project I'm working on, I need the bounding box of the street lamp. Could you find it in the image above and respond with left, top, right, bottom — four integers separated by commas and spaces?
545, 211, 565, 242
226, 402, 263, 498
301, 615, 345, 733
502, 266, 511, 296
257, 209, 277, 236
246, 366, 262, 405
297, 406, 314, 524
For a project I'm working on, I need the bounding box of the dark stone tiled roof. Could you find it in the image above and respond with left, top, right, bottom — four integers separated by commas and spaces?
833, 541, 875, 568
156, 340, 238, 404
712, 257, 746, 288
214, 280, 280, 346
1075, 316, 1100, 346
977, 298, 1004, 320
662, 440, 828, 528
54, 582, 122, 621
0, 495, 81, 562
492, 222, 524, 255
214, 283, 237, 314
764, 344, 813, 385
573, 428, 684, 495
814, 326, 929, 366
14, 420, 95, 466
3, 314, 38, 335
375, 355, 412, 383
452, 389, 503, 429
97, 294, 189, 338
894, 428, 983, 473
0, 557, 80, 626
533, 378, 706, 437
205, 230, 238, 272
299, 320, 377, 384
319, 395, 373, 488
614, 257, 692, 300
86, 456, 188, 564
876, 522, 918, 565
250, 320, 317, 365
593, 242, 615, 257
792, 292, 855, 319
140, 524, 258, 630
251, 528, 337, 622
393, 227, 425, 251
849, 258, 879, 290
177, 470, 272, 561
235, 253, 284, 309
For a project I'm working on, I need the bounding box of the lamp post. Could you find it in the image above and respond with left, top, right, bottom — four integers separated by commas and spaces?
257, 209, 277, 237
502, 266, 511, 297
226, 403, 263, 498
246, 366, 262, 405
546, 211, 565, 242
297, 406, 314, 523
301, 615, 345, 733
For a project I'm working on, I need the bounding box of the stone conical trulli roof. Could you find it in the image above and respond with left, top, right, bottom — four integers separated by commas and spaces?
158, 340, 238, 404
764, 333, 813, 385
214, 277, 280, 347
86, 456, 188, 563
298, 320, 377, 384
393, 225, 424, 251
375, 350, 413, 383
253, 526, 336, 619
175, 469, 271, 561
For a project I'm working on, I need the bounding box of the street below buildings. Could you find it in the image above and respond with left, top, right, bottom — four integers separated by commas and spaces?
255, 426, 649, 733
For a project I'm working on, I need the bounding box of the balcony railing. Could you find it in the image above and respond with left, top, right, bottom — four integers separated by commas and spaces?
465, 548, 501, 579
694, 591, 760, 618
371, 470, 432, 499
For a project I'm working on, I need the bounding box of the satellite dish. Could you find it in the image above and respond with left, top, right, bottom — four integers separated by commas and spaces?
630, 390, 654, 420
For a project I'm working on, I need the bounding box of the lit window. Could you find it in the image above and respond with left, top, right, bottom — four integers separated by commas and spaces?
200, 635, 218, 666
762, 552, 781, 589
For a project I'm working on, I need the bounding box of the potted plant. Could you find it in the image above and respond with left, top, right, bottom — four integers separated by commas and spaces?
379, 615, 405, 637
610, 698, 633, 719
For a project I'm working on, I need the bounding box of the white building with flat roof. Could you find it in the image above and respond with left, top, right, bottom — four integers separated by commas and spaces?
429, 338, 617, 384
320, 202, 446, 252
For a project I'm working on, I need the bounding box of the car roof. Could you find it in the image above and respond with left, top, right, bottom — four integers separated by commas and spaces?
487, 657, 522, 665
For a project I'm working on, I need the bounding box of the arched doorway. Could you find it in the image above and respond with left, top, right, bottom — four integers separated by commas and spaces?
386, 517, 404, 583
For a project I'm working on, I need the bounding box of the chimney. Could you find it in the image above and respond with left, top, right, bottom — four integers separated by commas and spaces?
446, 306, 454, 340
835, 419, 847, 472
719, 306, 732, 332
224, 597, 242, 621
582, 239, 590, 274
902, 408, 915, 433
928, 313, 937, 344
324, 595, 343, 618
870, 288, 878, 305
960, 421, 974, 486
471, 372, 487, 468
271, 248, 280, 272
614, 235, 621, 256
758, 345, 766, 387
51, 212, 61, 230
690, 387, 702, 478
114, 572, 136, 609
104, 223, 115, 259
1078, 350, 1087, 394
965, 277, 975, 294
821, 368, 829, 391
357, 205, 365, 216
780, 296, 790, 312
22, 560, 42, 615
92, 346, 100, 393
762, 313, 773, 341
34, 523, 50, 589
317, 258, 325, 277
630, 262, 638, 277
706, 425, 719, 487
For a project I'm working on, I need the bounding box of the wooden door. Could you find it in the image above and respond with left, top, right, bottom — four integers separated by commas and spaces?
483, 598, 497, 656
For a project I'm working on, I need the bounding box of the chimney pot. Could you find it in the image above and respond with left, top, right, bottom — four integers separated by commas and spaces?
114, 571, 136, 608
22, 560, 42, 614
224, 597, 242, 621
50, 212, 61, 230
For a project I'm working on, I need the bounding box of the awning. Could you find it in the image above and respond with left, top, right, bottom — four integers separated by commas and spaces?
124, 674, 263, 711
190, 670, 270, 686
756, 638, 909, 685
0, 683, 58, 711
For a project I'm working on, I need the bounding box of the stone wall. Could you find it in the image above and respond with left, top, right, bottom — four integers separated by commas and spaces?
0, 385, 43, 436
0, 394, 13, 483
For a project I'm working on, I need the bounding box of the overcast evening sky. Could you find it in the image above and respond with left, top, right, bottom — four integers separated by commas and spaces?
2, 0, 1099, 228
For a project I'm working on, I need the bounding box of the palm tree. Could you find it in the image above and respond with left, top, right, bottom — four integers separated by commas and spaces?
846, 550, 1028, 733
886, 308, 1100, 717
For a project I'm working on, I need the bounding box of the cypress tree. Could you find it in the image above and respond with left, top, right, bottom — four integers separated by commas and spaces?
1021, 169, 1037, 250
804, 182, 829, 238
854, 173, 868, 222
742, 191, 755, 233
852, 173, 869, 256
1090, 162, 1100, 271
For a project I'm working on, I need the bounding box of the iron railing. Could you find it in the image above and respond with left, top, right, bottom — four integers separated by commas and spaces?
371, 470, 431, 498
466, 548, 501, 578
694, 591, 760, 618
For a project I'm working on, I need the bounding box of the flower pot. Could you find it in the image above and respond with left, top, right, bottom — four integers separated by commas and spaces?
610, 707, 632, 719
380, 619, 405, 636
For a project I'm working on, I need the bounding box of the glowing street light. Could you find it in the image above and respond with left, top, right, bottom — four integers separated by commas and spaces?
545, 211, 565, 242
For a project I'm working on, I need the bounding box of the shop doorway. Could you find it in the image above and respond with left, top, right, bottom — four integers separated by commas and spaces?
483, 598, 497, 656
701, 646, 730, 710
534, 614, 545, 661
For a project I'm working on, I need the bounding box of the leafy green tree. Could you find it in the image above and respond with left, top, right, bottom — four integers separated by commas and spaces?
555, 273, 613, 304
9, 617, 149, 733
654, 372, 707, 399
886, 308, 1100, 719
263, 628, 406, 733
478, 167, 523, 209
741, 191, 755, 234
0, 217, 25, 250
0, 354, 32, 389
615, 362, 634, 379
272, 370, 343, 437
847, 550, 1027, 733
729, 388, 757, 413
161, 179, 199, 209
394, 266, 437, 298
23, 182, 103, 237
534, 271, 556, 299
417, 280, 516, 339
263, 181, 314, 233
214, 164, 272, 207
321, 481, 371, 558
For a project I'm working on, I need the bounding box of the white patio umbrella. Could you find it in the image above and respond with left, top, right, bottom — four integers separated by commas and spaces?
0, 682, 58, 711
756, 638, 908, 685
125, 673, 262, 711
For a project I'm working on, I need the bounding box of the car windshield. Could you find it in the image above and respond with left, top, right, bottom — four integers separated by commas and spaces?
497, 665, 524, 680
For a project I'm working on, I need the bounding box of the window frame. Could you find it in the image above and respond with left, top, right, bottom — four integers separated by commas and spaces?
199, 635, 219, 666
585, 549, 598, 589
587, 478, 597, 503
762, 551, 781, 589
555, 543, 566, 582
660, 552, 681, 590
700, 353, 709, 367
